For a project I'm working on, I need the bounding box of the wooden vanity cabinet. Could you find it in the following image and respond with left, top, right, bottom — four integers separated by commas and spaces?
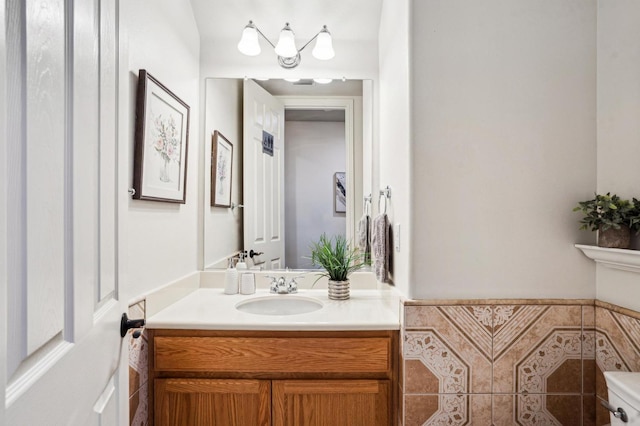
148, 329, 398, 426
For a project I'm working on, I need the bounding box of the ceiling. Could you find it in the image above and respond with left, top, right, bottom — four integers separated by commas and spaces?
189, 0, 383, 45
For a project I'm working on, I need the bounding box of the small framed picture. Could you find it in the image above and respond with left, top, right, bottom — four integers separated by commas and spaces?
132, 70, 190, 203
334, 172, 346, 213
211, 131, 233, 207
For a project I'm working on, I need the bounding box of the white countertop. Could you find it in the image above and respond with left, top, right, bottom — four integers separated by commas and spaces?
146, 287, 401, 331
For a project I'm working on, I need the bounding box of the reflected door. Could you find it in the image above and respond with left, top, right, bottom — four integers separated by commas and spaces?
243, 80, 285, 269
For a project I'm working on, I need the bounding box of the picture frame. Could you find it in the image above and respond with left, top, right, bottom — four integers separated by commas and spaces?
334, 172, 346, 213
211, 131, 233, 207
132, 69, 190, 203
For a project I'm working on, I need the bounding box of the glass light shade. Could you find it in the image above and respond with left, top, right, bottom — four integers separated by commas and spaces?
238, 25, 261, 56
274, 24, 298, 58
312, 28, 334, 60
313, 78, 332, 84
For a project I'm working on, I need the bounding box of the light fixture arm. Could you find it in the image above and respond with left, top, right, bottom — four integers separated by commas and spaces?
250, 22, 276, 49
297, 27, 325, 53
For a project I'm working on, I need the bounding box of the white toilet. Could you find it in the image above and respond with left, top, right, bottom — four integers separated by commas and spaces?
604, 372, 640, 425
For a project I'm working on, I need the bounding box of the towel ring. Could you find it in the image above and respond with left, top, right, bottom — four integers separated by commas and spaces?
378, 186, 391, 214
363, 194, 372, 215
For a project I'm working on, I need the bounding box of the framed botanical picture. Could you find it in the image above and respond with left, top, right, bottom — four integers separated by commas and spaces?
132, 69, 190, 203
334, 172, 346, 213
211, 131, 233, 207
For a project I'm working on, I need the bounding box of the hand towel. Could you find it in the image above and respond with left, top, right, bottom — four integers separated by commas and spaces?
371, 213, 390, 283
357, 213, 371, 263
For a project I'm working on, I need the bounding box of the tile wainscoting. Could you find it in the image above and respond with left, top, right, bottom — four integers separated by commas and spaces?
125, 296, 640, 426
400, 299, 640, 426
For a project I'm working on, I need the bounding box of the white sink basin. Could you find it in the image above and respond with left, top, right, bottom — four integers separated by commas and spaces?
235, 296, 323, 316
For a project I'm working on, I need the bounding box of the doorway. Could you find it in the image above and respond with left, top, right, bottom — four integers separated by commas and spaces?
284, 109, 347, 269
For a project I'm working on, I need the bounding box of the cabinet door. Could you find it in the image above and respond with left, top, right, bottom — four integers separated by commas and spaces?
272, 380, 390, 426
155, 379, 270, 426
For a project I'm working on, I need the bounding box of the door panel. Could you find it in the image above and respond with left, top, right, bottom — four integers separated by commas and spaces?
3, 0, 125, 424
243, 80, 285, 269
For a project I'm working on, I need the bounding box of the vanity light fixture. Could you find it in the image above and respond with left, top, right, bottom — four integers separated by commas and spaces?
237, 21, 335, 69
313, 78, 333, 84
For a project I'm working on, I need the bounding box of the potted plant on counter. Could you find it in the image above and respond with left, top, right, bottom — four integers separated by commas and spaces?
573, 193, 640, 249
309, 233, 367, 300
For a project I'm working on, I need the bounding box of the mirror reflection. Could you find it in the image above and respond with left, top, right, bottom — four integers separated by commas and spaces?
203, 78, 371, 271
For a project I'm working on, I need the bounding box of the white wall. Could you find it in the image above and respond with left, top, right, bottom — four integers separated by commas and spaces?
200, 39, 378, 80
595, 0, 640, 312
285, 121, 346, 269
378, 0, 412, 297
203, 79, 243, 268
119, 0, 201, 299
409, 0, 597, 299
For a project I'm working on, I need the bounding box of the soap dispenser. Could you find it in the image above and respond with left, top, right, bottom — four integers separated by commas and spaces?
236, 251, 248, 272
224, 258, 238, 294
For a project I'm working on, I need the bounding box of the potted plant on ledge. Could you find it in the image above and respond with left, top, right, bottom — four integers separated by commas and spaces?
310, 233, 367, 300
573, 193, 640, 249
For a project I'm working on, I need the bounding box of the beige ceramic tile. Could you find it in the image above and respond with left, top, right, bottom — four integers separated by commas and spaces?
595, 308, 634, 380
492, 394, 581, 426
595, 395, 610, 426
492, 395, 514, 426
583, 305, 596, 395
399, 328, 405, 392
468, 395, 492, 425
404, 306, 492, 393
583, 305, 595, 328
545, 394, 582, 426
583, 394, 596, 426
492, 305, 582, 394
405, 359, 439, 394
404, 394, 439, 426
594, 306, 640, 411
595, 362, 608, 402
128, 300, 145, 319
404, 394, 490, 426
128, 366, 140, 401
128, 332, 148, 397
129, 384, 148, 426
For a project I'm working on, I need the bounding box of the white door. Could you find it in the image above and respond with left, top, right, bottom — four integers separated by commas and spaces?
2, 0, 127, 424
243, 80, 286, 269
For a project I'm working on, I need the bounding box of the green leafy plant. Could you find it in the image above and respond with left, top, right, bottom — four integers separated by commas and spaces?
309, 234, 367, 282
630, 198, 640, 232
573, 193, 637, 232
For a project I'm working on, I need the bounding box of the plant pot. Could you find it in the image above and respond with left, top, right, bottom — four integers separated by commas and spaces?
598, 225, 631, 249
328, 280, 350, 300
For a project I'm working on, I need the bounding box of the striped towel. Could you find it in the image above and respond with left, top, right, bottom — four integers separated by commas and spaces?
371, 213, 390, 283
357, 213, 371, 263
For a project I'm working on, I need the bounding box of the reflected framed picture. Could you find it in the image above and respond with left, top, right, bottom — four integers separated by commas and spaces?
211, 131, 233, 207
132, 69, 190, 203
334, 172, 346, 213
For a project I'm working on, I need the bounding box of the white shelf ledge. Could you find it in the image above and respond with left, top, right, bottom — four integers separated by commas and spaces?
575, 244, 640, 273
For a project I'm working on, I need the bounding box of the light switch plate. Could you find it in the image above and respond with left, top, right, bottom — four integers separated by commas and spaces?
395, 224, 400, 252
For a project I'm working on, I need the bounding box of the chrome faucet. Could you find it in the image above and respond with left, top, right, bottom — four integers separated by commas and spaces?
267, 276, 300, 294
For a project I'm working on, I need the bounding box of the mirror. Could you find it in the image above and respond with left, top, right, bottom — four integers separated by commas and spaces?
203, 78, 372, 271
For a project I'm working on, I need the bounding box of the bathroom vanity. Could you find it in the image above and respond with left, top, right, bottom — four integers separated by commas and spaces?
145, 284, 400, 426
